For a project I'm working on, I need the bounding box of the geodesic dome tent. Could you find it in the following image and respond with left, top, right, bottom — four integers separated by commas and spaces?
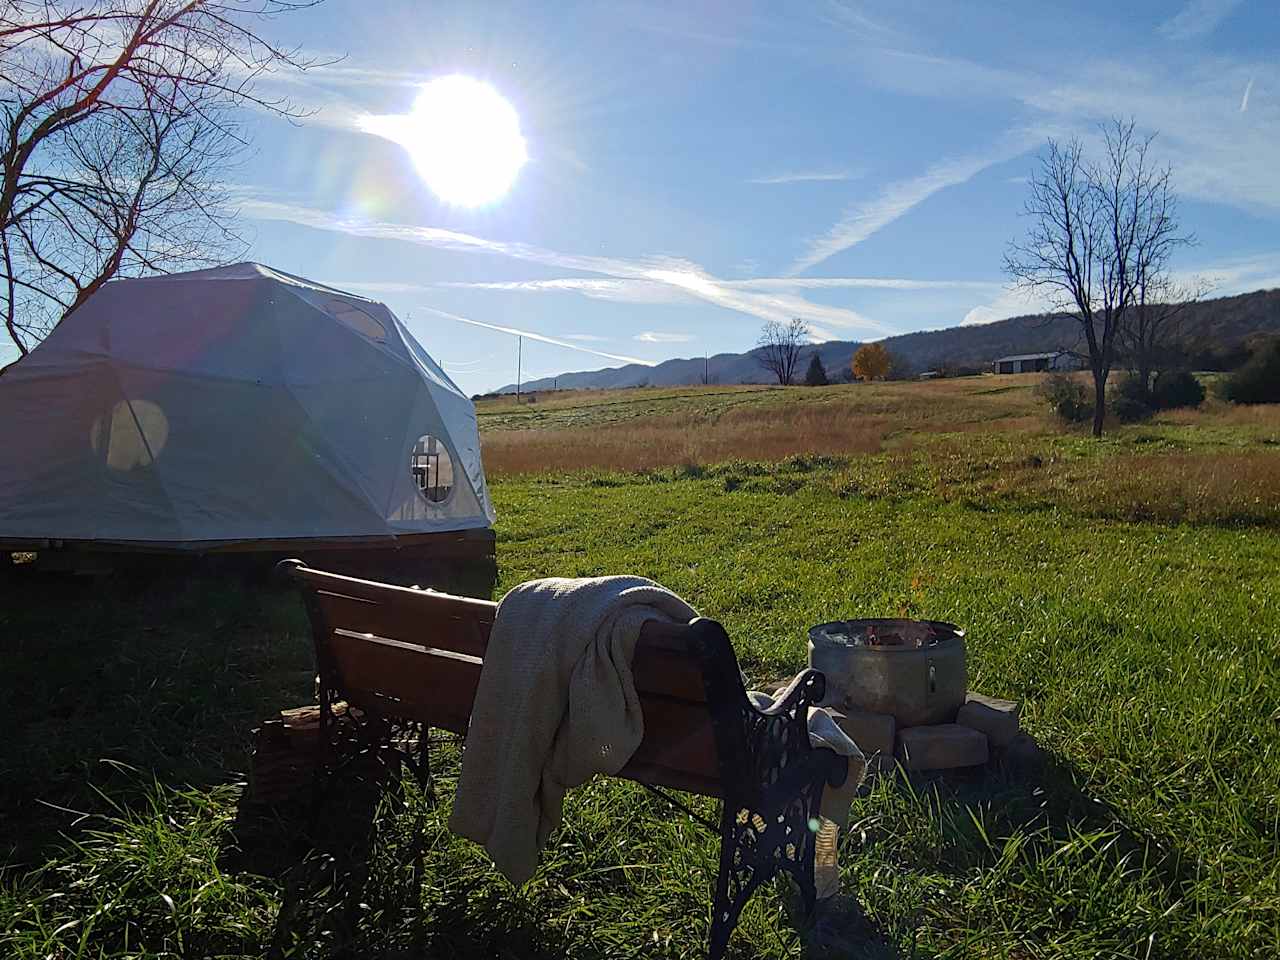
0, 263, 495, 550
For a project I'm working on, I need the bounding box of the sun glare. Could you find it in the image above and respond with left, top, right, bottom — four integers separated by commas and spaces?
360, 75, 528, 207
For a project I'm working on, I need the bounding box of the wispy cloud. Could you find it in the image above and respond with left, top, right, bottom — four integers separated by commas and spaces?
960, 286, 1055, 326
239, 197, 887, 332
788, 129, 1042, 275
1158, 0, 1243, 40
438, 275, 996, 298
417, 307, 657, 366
634, 331, 696, 343
323, 280, 433, 295
817, 1, 905, 42
1240, 77, 1254, 112
435, 278, 681, 304
1024, 60, 1280, 215
747, 169, 862, 185
816, 17, 1279, 215
1170, 250, 1280, 294
730, 277, 1000, 291
562, 333, 609, 342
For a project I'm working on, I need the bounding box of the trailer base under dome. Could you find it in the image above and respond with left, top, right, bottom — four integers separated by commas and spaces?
1, 528, 497, 598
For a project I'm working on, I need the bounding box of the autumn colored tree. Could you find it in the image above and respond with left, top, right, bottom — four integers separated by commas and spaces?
852, 343, 890, 381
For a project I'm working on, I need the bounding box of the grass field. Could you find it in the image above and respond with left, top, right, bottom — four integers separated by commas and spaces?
2, 376, 1278, 958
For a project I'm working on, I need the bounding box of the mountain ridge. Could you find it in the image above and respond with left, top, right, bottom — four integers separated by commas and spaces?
494, 287, 1280, 394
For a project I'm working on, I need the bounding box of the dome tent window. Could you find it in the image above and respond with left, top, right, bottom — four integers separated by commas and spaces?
412, 434, 454, 503
325, 297, 387, 342
90, 399, 169, 471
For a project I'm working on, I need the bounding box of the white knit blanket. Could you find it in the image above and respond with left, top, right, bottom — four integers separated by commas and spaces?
448, 575, 698, 884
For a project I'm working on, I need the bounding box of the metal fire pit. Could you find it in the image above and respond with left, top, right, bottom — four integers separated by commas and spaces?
808, 619, 966, 727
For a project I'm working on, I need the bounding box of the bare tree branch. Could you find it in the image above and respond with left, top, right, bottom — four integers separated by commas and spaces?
1005, 119, 1193, 436
1, 0, 327, 357
756, 318, 808, 386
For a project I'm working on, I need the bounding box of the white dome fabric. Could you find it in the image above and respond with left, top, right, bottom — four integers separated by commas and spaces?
0, 263, 495, 547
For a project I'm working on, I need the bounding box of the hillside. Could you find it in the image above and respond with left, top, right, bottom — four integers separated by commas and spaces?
496, 287, 1280, 393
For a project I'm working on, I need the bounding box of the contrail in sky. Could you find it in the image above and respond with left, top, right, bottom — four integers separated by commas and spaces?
418, 306, 657, 367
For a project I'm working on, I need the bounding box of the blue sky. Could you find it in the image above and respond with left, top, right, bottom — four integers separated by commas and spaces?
16, 1, 1280, 392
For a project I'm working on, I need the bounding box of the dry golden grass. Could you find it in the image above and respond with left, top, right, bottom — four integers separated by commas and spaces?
482, 403, 892, 475
893, 441, 1280, 527
479, 377, 1280, 527
479, 376, 1052, 475
1063, 451, 1280, 526
1159, 398, 1280, 429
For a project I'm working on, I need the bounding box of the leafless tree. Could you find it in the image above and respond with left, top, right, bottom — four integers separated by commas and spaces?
1120, 274, 1209, 395
755, 318, 808, 385
1005, 119, 1192, 436
1, 0, 326, 358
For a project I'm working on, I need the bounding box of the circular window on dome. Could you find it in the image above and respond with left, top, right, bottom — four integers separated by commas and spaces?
411, 434, 454, 504
89, 399, 169, 471
326, 297, 387, 342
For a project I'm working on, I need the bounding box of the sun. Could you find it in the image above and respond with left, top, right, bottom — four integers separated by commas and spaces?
360, 75, 528, 208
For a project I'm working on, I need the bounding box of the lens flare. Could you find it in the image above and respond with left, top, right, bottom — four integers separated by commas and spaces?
359, 75, 529, 207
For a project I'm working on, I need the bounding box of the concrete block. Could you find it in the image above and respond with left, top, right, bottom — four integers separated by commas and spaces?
830, 709, 896, 766
896, 723, 989, 771
956, 692, 1021, 747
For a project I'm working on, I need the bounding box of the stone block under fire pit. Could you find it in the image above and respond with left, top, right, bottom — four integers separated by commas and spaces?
829, 709, 896, 775
896, 723, 989, 771
956, 692, 1021, 747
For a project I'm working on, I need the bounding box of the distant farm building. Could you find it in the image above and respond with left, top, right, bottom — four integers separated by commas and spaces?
992, 351, 1081, 374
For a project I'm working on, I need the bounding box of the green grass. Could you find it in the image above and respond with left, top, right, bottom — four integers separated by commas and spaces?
3, 385, 1279, 958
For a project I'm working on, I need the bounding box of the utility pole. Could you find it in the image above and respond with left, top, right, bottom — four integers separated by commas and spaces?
704, 353, 709, 385
516, 335, 523, 403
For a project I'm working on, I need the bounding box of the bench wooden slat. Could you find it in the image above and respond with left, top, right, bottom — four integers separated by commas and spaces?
296, 565, 498, 618
328, 630, 480, 734
313, 581, 706, 705
323, 630, 719, 791
317, 589, 491, 659
291, 560, 733, 796
627, 696, 719, 789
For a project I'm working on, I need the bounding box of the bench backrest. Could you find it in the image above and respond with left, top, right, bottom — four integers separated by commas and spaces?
281, 561, 732, 797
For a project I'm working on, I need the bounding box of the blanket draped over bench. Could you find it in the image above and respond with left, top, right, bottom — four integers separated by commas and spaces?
279, 560, 856, 960
449, 575, 699, 883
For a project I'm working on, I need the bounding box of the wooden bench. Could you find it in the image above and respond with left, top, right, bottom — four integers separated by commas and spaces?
279, 560, 848, 959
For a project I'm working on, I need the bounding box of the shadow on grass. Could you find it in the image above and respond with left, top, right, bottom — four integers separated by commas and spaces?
230, 767, 585, 960
0, 565, 314, 864
845, 747, 1218, 958
0, 564, 1223, 958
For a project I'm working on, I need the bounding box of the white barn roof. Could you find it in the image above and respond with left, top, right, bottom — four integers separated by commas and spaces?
0, 263, 494, 547
993, 351, 1067, 363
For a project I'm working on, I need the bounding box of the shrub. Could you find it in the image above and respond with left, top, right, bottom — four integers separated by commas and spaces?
1109, 374, 1153, 423
1035, 373, 1093, 423
1220, 340, 1280, 404
1151, 370, 1205, 410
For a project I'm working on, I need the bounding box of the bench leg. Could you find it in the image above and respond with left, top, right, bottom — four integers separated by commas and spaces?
707, 762, 832, 960
688, 618, 849, 960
